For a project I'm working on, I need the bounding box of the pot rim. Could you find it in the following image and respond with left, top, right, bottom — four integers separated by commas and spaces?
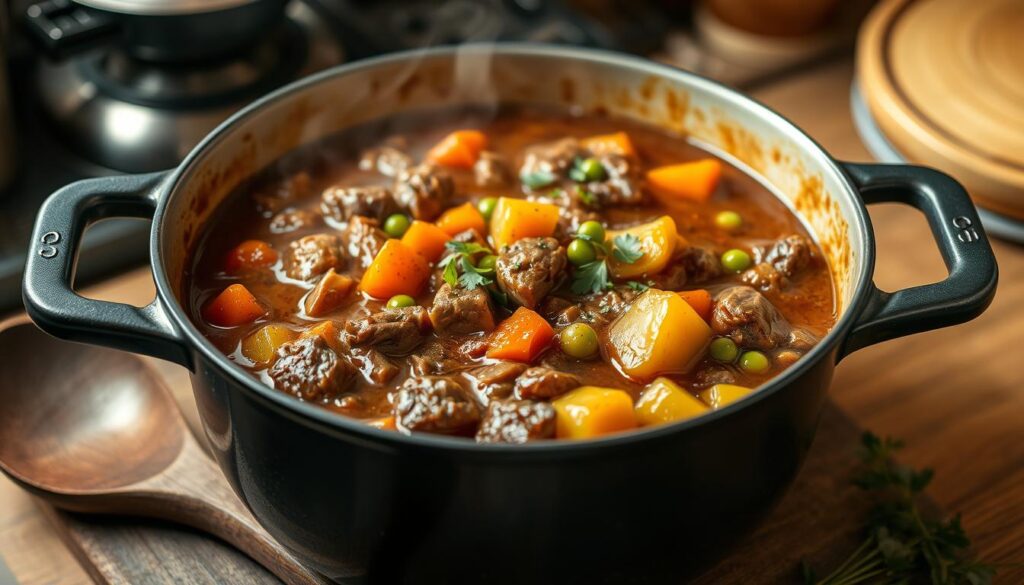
154, 43, 875, 454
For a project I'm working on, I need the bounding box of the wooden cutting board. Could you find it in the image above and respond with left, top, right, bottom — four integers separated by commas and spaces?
39, 369, 880, 584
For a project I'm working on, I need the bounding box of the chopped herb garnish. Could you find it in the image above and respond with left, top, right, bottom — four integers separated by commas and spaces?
800, 432, 995, 585
626, 280, 650, 292
520, 170, 556, 189
439, 241, 494, 290
575, 185, 599, 208
571, 260, 611, 295
568, 166, 587, 183
442, 259, 459, 287
612, 233, 644, 264
457, 256, 493, 290
548, 187, 567, 199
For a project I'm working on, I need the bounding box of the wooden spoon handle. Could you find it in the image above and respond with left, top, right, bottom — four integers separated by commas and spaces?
137, 440, 331, 585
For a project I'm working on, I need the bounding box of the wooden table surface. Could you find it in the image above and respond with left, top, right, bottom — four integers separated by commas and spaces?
1, 58, 1022, 583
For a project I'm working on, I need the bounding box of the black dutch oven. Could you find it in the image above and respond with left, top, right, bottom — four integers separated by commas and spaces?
22, 45, 998, 583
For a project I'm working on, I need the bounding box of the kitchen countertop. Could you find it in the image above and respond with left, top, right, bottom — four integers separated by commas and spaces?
1, 58, 1021, 583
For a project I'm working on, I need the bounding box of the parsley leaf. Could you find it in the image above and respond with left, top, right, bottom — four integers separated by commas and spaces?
442, 259, 459, 287
626, 280, 650, 292
800, 432, 995, 585
457, 256, 492, 290
568, 166, 587, 183
571, 260, 611, 295
520, 170, 556, 189
444, 240, 491, 257
612, 233, 644, 264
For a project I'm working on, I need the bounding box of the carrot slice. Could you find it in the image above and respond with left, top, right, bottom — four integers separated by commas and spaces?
678, 289, 713, 323
225, 240, 277, 274
581, 131, 636, 158
360, 239, 431, 299
486, 307, 555, 363
646, 159, 722, 203
301, 320, 343, 352
436, 202, 486, 237
401, 220, 452, 262
203, 284, 265, 327
426, 130, 487, 169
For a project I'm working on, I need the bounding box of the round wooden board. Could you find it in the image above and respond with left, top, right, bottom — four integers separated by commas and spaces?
857, 0, 1024, 219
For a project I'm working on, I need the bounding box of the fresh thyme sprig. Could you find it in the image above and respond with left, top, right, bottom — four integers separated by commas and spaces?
801, 432, 995, 585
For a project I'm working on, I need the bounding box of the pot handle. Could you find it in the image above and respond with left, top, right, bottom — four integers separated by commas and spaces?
837, 162, 998, 360
22, 172, 192, 368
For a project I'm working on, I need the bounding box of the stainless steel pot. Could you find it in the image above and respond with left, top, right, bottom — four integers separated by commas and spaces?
25, 0, 289, 61
23, 45, 998, 583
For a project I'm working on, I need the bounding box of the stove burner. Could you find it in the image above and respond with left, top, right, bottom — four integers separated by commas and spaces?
77, 20, 308, 110
34, 2, 341, 173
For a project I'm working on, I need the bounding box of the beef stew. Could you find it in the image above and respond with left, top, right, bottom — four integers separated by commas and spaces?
187, 107, 835, 442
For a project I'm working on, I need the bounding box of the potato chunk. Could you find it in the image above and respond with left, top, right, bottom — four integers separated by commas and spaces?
606, 216, 678, 279
635, 377, 709, 426
699, 384, 753, 409
608, 288, 712, 381
241, 324, 297, 365
552, 386, 636, 439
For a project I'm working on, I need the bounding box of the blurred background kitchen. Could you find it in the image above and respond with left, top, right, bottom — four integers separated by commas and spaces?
0, 0, 884, 311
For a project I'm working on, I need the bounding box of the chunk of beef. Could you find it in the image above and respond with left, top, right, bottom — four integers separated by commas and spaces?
787, 328, 819, 351
514, 366, 579, 400
395, 376, 480, 435
428, 283, 495, 335
466, 362, 528, 401
496, 237, 566, 309
394, 163, 453, 221
519, 138, 580, 183
474, 151, 511, 187
741, 263, 785, 294
285, 234, 345, 281
321, 185, 398, 223
475, 400, 556, 444
581, 154, 645, 207
695, 366, 737, 388
540, 296, 581, 327
345, 306, 432, 355
350, 348, 399, 385
680, 246, 722, 283
269, 209, 318, 234
410, 340, 463, 376
253, 171, 311, 214
268, 336, 354, 401
711, 286, 792, 350
760, 234, 814, 277
359, 145, 412, 178
743, 235, 816, 294
577, 286, 639, 326
346, 216, 388, 270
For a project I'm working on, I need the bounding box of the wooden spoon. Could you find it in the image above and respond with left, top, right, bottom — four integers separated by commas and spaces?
0, 318, 328, 585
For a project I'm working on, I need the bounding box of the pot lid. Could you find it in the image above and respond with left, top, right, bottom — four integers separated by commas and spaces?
857, 0, 1024, 220
75, 0, 258, 16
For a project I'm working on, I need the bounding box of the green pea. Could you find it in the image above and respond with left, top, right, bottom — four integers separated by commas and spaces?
714, 210, 743, 231
579, 158, 606, 182
477, 197, 499, 221
567, 239, 597, 266
383, 213, 411, 238
721, 248, 752, 273
386, 294, 416, 309
559, 323, 599, 359
739, 350, 770, 374
577, 220, 606, 243
476, 254, 498, 272
709, 337, 739, 363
